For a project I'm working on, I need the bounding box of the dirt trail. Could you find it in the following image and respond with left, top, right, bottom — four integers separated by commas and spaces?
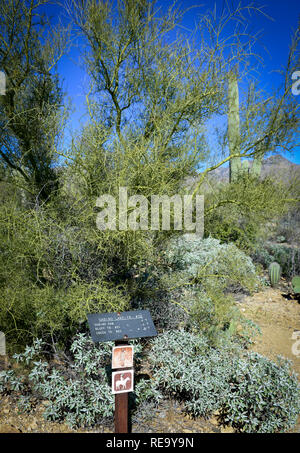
237, 285, 300, 434
238, 287, 300, 380
0, 285, 299, 433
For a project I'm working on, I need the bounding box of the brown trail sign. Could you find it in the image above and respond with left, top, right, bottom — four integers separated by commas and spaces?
112, 345, 134, 369
112, 370, 134, 394
87, 309, 157, 433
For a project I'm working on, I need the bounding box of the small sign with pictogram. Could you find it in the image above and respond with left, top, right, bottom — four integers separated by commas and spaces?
112, 345, 133, 369
112, 370, 134, 394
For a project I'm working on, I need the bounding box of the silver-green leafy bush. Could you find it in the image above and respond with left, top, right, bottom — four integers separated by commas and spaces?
148, 329, 238, 416
149, 330, 300, 433
220, 352, 300, 433
153, 235, 261, 342
164, 235, 258, 291
1, 330, 299, 432
0, 335, 162, 428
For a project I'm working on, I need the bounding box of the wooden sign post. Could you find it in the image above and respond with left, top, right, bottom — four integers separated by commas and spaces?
87, 310, 157, 434
113, 339, 131, 433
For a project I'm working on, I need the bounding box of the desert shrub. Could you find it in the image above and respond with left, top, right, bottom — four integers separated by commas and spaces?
164, 235, 258, 292
268, 244, 300, 278
276, 203, 300, 245
252, 241, 300, 279
220, 353, 300, 433
2, 331, 298, 433
150, 235, 260, 342
0, 198, 149, 349
204, 175, 289, 251
0, 334, 162, 428
252, 243, 274, 269
134, 277, 260, 347
148, 330, 238, 416
149, 330, 300, 433
0, 336, 114, 426
133, 295, 189, 331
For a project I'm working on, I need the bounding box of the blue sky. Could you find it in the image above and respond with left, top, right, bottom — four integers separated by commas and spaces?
44, 0, 300, 164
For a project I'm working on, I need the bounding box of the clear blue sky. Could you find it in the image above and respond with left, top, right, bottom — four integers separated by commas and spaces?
44, 0, 300, 164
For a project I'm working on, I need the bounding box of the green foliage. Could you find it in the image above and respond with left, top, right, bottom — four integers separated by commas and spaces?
0, 7, 299, 431
277, 202, 300, 245
204, 174, 289, 251
269, 244, 300, 278
253, 242, 300, 278
149, 330, 300, 433
0, 0, 69, 201
268, 262, 281, 287
292, 276, 300, 294
157, 235, 260, 343
0, 334, 162, 428
0, 197, 132, 349
220, 353, 300, 433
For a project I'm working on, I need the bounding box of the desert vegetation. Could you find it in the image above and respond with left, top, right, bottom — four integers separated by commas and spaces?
0, 0, 299, 433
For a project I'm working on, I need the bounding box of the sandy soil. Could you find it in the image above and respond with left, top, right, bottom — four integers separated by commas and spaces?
237, 285, 300, 433
238, 286, 300, 380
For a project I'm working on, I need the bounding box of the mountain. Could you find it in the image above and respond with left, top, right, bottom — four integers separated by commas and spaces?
183, 155, 300, 192
207, 155, 300, 184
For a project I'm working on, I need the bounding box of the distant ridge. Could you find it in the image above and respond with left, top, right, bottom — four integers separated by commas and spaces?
207, 155, 300, 183
184, 155, 300, 190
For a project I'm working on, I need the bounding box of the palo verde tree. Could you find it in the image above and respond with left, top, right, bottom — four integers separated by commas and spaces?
66, 1, 299, 200
66, 0, 222, 197
0, 0, 69, 203
64, 1, 282, 213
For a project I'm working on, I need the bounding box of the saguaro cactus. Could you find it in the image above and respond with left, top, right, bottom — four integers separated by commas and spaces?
251, 142, 264, 178
291, 276, 300, 294
0, 71, 5, 96
251, 156, 263, 177
241, 159, 249, 175
228, 72, 241, 182
268, 262, 281, 287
